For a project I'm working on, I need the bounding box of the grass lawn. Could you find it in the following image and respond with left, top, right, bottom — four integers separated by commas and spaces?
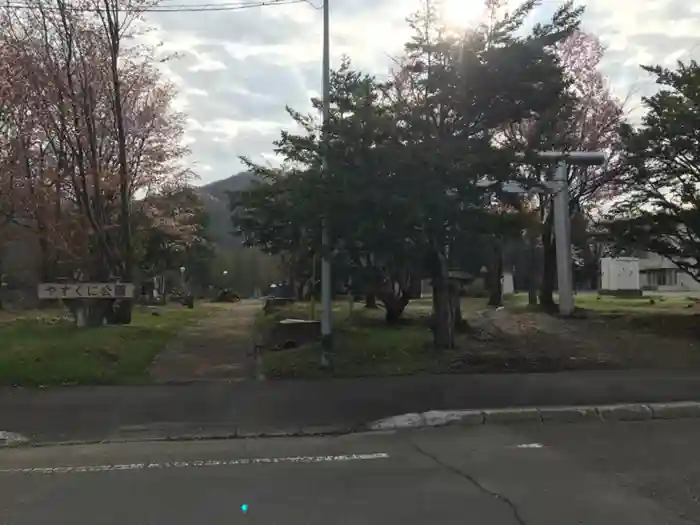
0, 304, 207, 387
259, 293, 700, 379
506, 291, 699, 313
258, 298, 476, 380
574, 293, 698, 313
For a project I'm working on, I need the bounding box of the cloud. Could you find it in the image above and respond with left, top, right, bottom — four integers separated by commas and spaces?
144, 0, 700, 185
585, 0, 700, 119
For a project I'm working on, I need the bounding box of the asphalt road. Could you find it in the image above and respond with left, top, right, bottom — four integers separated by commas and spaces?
1, 419, 699, 524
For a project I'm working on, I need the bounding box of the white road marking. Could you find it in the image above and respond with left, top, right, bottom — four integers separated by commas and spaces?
0, 452, 390, 475
515, 443, 544, 449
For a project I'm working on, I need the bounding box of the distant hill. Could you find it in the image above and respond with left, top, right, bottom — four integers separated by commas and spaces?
198, 172, 259, 251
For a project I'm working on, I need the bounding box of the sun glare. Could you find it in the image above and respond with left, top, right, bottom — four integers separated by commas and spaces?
440, 0, 485, 29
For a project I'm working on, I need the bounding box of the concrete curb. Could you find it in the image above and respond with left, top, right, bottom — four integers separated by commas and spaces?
366, 401, 700, 430
0, 426, 358, 449
0, 431, 30, 448
5, 401, 700, 448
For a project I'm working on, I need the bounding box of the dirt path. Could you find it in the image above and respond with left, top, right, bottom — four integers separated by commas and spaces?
463, 306, 700, 370
149, 300, 262, 383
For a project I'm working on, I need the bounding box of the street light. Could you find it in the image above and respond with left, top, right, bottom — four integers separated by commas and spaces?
319, 0, 332, 367
478, 150, 606, 316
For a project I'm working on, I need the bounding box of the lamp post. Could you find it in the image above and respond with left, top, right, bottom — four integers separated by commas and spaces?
319, 0, 332, 367
478, 150, 606, 316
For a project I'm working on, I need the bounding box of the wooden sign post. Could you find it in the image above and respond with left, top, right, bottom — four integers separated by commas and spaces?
38, 283, 135, 300
38, 283, 135, 327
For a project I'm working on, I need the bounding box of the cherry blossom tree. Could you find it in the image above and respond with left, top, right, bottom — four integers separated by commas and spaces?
502, 30, 626, 307
0, 0, 192, 323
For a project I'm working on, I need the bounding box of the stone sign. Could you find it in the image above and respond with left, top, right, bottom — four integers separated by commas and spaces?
37, 283, 135, 300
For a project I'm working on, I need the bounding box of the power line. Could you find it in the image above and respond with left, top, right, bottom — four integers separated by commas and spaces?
1, 0, 302, 12
0, 0, 309, 13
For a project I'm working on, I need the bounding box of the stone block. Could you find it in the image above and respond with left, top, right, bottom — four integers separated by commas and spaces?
422, 410, 484, 427
483, 407, 542, 424
539, 406, 601, 423
648, 401, 700, 420
598, 403, 652, 421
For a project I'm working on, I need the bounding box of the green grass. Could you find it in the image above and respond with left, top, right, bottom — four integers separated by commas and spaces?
259, 293, 700, 379
574, 293, 696, 313
260, 300, 462, 379
0, 305, 207, 386
507, 292, 698, 314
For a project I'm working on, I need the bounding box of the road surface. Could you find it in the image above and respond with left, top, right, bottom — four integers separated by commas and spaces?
1, 419, 699, 524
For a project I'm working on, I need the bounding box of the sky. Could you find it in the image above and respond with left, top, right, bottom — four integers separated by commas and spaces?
143, 0, 700, 186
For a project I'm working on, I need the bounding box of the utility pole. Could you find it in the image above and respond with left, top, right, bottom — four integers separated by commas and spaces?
552, 159, 574, 316
320, 0, 332, 367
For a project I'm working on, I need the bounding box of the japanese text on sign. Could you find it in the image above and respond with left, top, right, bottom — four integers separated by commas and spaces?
37, 283, 135, 300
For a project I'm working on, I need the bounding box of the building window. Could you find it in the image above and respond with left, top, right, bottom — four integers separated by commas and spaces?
667, 269, 678, 286
644, 269, 678, 287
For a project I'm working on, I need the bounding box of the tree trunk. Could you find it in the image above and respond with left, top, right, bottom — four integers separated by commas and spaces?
527, 229, 538, 306
433, 278, 454, 348
375, 278, 410, 324
109, 299, 133, 324
106, 12, 134, 324
432, 249, 454, 349
38, 235, 52, 282
365, 293, 377, 309
488, 237, 503, 307
382, 294, 409, 324
385, 304, 402, 324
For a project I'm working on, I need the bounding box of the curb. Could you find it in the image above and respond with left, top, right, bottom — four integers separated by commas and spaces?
5, 402, 700, 449
0, 426, 357, 449
0, 431, 30, 448
366, 401, 700, 430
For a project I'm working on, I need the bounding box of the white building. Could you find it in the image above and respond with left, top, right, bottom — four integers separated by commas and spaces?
637, 252, 700, 292
600, 257, 640, 294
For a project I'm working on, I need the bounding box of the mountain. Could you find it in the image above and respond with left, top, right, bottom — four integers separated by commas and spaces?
198, 172, 259, 251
